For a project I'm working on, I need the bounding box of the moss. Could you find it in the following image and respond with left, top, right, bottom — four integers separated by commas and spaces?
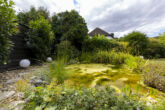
96, 77, 111, 86
69, 73, 95, 87
67, 63, 112, 74
93, 72, 105, 77
65, 63, 165, 100
111, 65, 123, 69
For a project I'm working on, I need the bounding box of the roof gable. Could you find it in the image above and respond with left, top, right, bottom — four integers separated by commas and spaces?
88, 27, 114, 38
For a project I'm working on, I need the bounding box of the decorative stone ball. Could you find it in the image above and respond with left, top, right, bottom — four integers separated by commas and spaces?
140, 56, 144, 59
19, 59, 30, 68
47, 57, 52, 62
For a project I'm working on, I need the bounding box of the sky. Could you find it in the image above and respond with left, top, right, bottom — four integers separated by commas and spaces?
13, 0, 165, 37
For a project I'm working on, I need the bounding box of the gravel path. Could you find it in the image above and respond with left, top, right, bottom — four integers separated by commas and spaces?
0, 66, 40, 110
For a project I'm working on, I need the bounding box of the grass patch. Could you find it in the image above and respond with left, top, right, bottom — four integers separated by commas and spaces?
48, 58, 69, 84
15, 79, 31, 92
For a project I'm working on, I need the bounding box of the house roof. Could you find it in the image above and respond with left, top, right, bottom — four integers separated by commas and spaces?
88, 27, 114, 38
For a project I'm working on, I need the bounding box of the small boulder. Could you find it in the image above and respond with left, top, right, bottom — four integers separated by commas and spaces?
29, 76, 47, 87
6, 78, 20, 84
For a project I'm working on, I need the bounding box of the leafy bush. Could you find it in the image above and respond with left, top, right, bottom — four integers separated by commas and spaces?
142, 63, 165, 92
56, 40, 79, 60
80, 51, 145, 71
159, 33, 165, 45
144, 38, 165, 58
28, 17, 54, 60
51, 10, 88, 50
0, 0, 17, 64
82, 35, 124, 52
156, 100, 165, 110
79, 52, 94, 63
93, 51, 128, 65
123, 31, 149, 56
48, 58, 68, 84
125, 55, 145, 72
23, 86, 145, 110
17, 6, 50, 28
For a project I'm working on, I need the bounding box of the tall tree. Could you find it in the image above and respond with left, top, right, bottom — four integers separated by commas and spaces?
28, 17, 54, 60
0, 0, 17, 64
17, 6, 50, 26
17, 6, 52, 60
51, 10, 88, 50
124, 31, 149, 55
17, 6, 50, 34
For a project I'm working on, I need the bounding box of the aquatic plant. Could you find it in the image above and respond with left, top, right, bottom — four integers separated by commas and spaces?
48, 57, 68, 84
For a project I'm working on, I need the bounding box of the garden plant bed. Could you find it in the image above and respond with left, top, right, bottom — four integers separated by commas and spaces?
0, 60, 165, 109
0, 65, 45, 109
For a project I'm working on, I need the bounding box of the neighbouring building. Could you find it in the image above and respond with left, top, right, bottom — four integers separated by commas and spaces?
88, 27, 114, 39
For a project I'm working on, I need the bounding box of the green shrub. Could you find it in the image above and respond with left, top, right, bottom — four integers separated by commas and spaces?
142, 63, 165, 92
79, 51, 93, 63
0, 0, 17, 64
23, 86, 145, 110
51, 10, 88, 50
123, 31, 149, 56
82, 35, 124, 52
28, 17, 54, 60
56, 40, 79, 60
80, 51, 145, 71
93, 51, 127, 65
144, 38, 165, 58
156, 100, 165, 110
17, 6, 50, 30
125, 55, 145, 72
159, 33, 165, 45
48, 58, 68, 84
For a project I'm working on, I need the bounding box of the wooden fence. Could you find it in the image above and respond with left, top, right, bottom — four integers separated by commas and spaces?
0, 34, 32, 72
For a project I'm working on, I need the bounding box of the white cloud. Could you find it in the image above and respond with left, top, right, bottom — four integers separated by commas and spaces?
13, 0, 165, 37
79, 0, 165, 37
13, 0, 75, 14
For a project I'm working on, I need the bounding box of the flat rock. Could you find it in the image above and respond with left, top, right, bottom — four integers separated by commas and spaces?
30, 76, 47, 87
0, 108, 9, 110
0, 91, 15, 101
6, 78, 19, 84
18, 72, 29, 77
9, 100, 25, 110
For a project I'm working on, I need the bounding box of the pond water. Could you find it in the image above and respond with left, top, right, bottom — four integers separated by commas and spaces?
66, 64, 165, 101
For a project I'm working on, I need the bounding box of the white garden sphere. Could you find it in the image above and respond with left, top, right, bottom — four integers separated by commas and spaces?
140, 56, 144, 59
19, 59, 30, 68
46, 57, 52, 62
